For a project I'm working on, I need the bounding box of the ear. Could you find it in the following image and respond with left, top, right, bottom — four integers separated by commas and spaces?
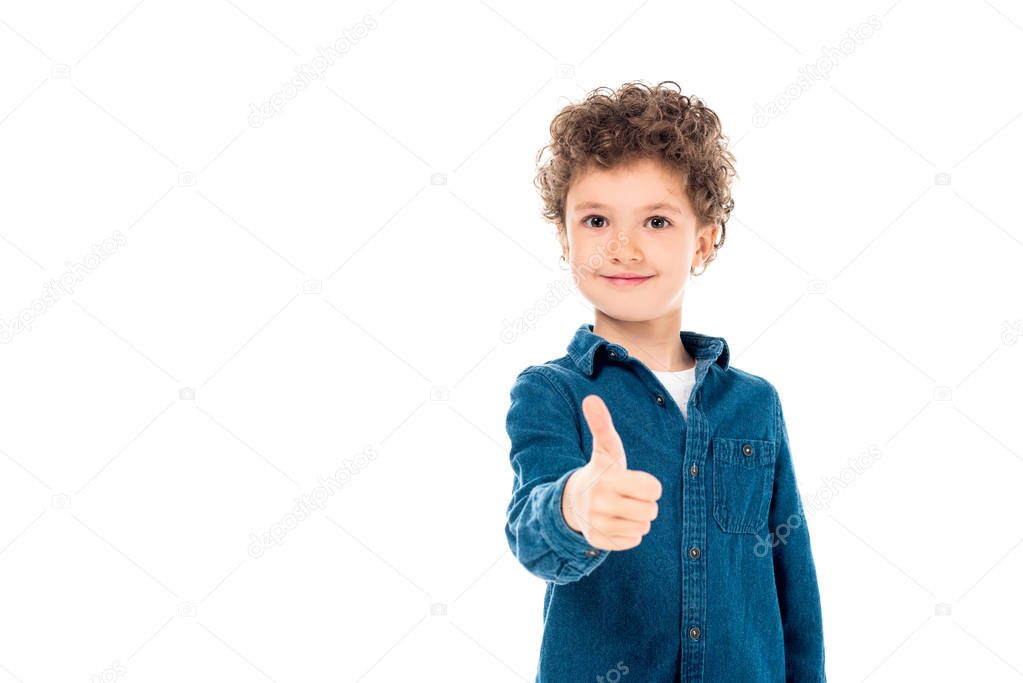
698, 222, 719, 261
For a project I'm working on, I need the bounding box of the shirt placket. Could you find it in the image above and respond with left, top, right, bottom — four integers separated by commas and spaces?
680, 356, 711, 682
637, 352, 713, 682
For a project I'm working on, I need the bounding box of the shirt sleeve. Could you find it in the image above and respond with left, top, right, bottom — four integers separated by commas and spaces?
504, 367, 610, 585
770, 385, 827, 681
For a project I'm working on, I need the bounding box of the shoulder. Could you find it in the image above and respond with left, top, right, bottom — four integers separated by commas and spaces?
509, 359, 572, 402
513, 355, 577, 383
711, 362, 781, 408
508, 360, 576, 410
719, 363, 775, 390
705, 361, 788, 444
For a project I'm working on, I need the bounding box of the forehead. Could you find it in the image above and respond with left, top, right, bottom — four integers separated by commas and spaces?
566, 157, 687, 210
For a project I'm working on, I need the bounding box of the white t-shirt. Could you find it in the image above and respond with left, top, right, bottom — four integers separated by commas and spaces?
651, 366, 697, 419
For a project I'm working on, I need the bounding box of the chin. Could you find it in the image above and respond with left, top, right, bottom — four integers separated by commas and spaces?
590, 300, 660, 322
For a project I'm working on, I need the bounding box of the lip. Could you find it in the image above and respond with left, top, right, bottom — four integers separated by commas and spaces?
601, 274, 654, 288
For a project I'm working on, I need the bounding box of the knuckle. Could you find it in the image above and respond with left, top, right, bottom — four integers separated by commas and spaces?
611, 536, 632, 551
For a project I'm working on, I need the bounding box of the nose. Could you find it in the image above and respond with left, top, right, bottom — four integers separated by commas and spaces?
609, 228, 642, 262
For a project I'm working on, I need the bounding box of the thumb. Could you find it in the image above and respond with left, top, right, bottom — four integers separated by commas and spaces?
582, 394, 627, 471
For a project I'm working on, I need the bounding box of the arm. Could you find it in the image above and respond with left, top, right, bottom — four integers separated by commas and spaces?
770, 386, 827, 681
504, 368, 609, 585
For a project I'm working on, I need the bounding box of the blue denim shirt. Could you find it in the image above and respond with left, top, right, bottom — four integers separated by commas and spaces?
504, 323, 826, 682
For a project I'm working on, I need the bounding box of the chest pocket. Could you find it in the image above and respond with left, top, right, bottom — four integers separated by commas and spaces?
711, 437, 776, 534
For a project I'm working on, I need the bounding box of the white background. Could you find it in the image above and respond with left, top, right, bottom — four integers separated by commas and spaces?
1, 1, 1021, 681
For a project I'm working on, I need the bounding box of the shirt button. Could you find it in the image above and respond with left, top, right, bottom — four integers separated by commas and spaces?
690, 463, 699, 477
688, 546, 701, 559
689, 626, 701, 640
742, 443, 753, 456
608, 350, 617, 359
655, 394, 665, 406
583, 548, 600, 557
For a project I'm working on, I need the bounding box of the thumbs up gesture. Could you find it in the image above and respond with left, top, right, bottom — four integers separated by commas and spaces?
561, 394, 663, 551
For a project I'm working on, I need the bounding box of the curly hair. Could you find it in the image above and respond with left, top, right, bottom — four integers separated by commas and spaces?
534, 80, 737, 273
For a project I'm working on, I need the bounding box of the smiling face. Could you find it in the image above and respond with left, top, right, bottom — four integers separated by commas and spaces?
560, 156, 720, 324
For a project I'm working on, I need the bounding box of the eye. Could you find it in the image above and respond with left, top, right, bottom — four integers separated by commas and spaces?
581, 215, 672, 229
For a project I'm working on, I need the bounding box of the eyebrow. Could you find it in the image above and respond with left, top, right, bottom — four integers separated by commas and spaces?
572, 201, 683, 215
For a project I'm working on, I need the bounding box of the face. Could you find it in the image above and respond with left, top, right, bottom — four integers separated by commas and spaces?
560, 156, 719, 323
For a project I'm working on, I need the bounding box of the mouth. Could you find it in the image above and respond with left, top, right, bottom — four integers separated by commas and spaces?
601, 274, 654, 288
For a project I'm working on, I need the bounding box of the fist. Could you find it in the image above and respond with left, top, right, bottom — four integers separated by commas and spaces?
561, 394, 663, 551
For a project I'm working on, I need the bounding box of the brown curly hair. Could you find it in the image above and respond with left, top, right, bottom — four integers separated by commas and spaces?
534, 80, 737, 273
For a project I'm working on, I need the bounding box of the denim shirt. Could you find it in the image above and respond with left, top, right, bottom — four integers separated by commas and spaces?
504, 323, 826, 682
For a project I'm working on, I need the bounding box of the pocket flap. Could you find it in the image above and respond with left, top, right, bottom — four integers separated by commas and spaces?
711, 436, 776, 466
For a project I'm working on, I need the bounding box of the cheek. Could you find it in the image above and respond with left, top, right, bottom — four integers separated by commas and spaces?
569, 232, 605, 261
653, 257, 689, 284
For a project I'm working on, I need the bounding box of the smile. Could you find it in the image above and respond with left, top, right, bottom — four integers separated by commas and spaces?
601, 275, 654, 288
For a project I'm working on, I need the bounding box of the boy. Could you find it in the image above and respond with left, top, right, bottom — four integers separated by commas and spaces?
504, 81, 826, 682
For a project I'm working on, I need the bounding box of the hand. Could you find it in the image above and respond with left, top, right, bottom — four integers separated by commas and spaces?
561, 394, 663, 551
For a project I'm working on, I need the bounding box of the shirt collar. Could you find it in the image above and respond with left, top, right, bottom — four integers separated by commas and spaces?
567, 322, 730, 377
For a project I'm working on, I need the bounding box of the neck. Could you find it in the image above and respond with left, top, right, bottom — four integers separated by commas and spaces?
593, 309, 695, 372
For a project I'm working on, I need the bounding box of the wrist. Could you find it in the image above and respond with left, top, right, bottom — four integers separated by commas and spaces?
561, 470, 583, 534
